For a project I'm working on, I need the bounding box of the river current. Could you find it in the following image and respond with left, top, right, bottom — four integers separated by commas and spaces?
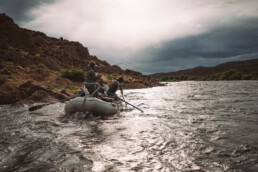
0, 81, 258, 172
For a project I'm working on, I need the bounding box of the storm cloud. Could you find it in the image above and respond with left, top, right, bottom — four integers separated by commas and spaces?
129, 18, 258, 73
0, 0, 56, 23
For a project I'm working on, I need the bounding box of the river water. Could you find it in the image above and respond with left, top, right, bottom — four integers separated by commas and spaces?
0, 81, 258, 172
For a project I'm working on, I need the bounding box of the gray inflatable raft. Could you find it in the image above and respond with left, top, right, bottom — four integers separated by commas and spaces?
64, 97, 118, 116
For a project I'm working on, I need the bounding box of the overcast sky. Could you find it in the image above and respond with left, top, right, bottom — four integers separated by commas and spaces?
1, 0, 258, 74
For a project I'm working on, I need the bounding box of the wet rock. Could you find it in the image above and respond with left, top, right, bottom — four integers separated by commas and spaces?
125, 69, 142, 76
0, 80, 68, 104
0, 84, 19, 104
18, 90, 54, 104
18, 81, 46, 99
48, 91, 67, 100
30, 90, 54, 102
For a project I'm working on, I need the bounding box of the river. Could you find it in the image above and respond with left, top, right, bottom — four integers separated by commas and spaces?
0, 81, 258, 172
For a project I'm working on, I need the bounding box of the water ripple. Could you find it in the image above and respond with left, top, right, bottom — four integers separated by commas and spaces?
0, 81, 258, 171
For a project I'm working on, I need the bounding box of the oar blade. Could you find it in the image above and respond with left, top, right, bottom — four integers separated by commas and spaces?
29, 104, 46, 111
28, 96, 76, 111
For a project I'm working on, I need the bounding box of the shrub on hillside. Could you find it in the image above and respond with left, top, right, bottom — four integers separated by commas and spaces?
157, 69, 258, 81
242, 74, 252, 80
168, 76, 179, 81
187, 75, 198, 80
16, 65, 29, 70
6, 61, 14, 66
61, 69, 85, 82
250, 72, 258, 80
179, 75, 190, 80
206, 73, 221, 80
46, 83, 55, 90
221, 70, 238, 80
38, 63, 47, 69
0, 75, 6, 85
161, 76, 169, 81
228, 71, 244, 80
0, 68, 11, 75
67, 85, 80, 92
105, 74, 113, 80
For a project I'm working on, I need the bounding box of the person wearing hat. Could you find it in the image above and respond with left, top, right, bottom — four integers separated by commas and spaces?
108, 77, 124, 96
84, 61, 102, 96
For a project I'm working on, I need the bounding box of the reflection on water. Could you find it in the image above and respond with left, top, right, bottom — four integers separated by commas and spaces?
0, 81, 258, 171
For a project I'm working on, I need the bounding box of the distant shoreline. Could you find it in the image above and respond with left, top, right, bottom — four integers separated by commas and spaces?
149, 59, 258, 82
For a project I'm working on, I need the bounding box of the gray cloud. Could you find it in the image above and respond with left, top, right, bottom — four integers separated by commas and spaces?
130, 18, 258, 74
1, 0, 258, 74
0, 0, 56, 23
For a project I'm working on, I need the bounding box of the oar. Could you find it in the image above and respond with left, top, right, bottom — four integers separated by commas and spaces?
122, 93, 127, 108
29, 96, 76, 111
101, 88, 144, 113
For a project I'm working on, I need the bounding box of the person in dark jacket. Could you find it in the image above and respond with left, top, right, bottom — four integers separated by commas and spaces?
108, 77, 123, 96
85, 61, 101, 96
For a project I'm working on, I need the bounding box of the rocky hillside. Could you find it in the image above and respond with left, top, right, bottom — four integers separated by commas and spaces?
149, 58, 258, 81
0, 13, 161, 105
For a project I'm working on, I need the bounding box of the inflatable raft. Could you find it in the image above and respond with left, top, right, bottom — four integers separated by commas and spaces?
64, 96, 120, 116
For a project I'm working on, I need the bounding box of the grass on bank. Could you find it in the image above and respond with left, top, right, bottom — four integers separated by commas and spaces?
38, 63, 47, 69
45, 83, 80, 93
0, 75, 6, 85
160, 69, 258, 82
61, 69, 85, 82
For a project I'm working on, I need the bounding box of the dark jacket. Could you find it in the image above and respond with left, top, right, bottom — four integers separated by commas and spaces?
108, 80, 122, 94
85, 66, 101, 83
